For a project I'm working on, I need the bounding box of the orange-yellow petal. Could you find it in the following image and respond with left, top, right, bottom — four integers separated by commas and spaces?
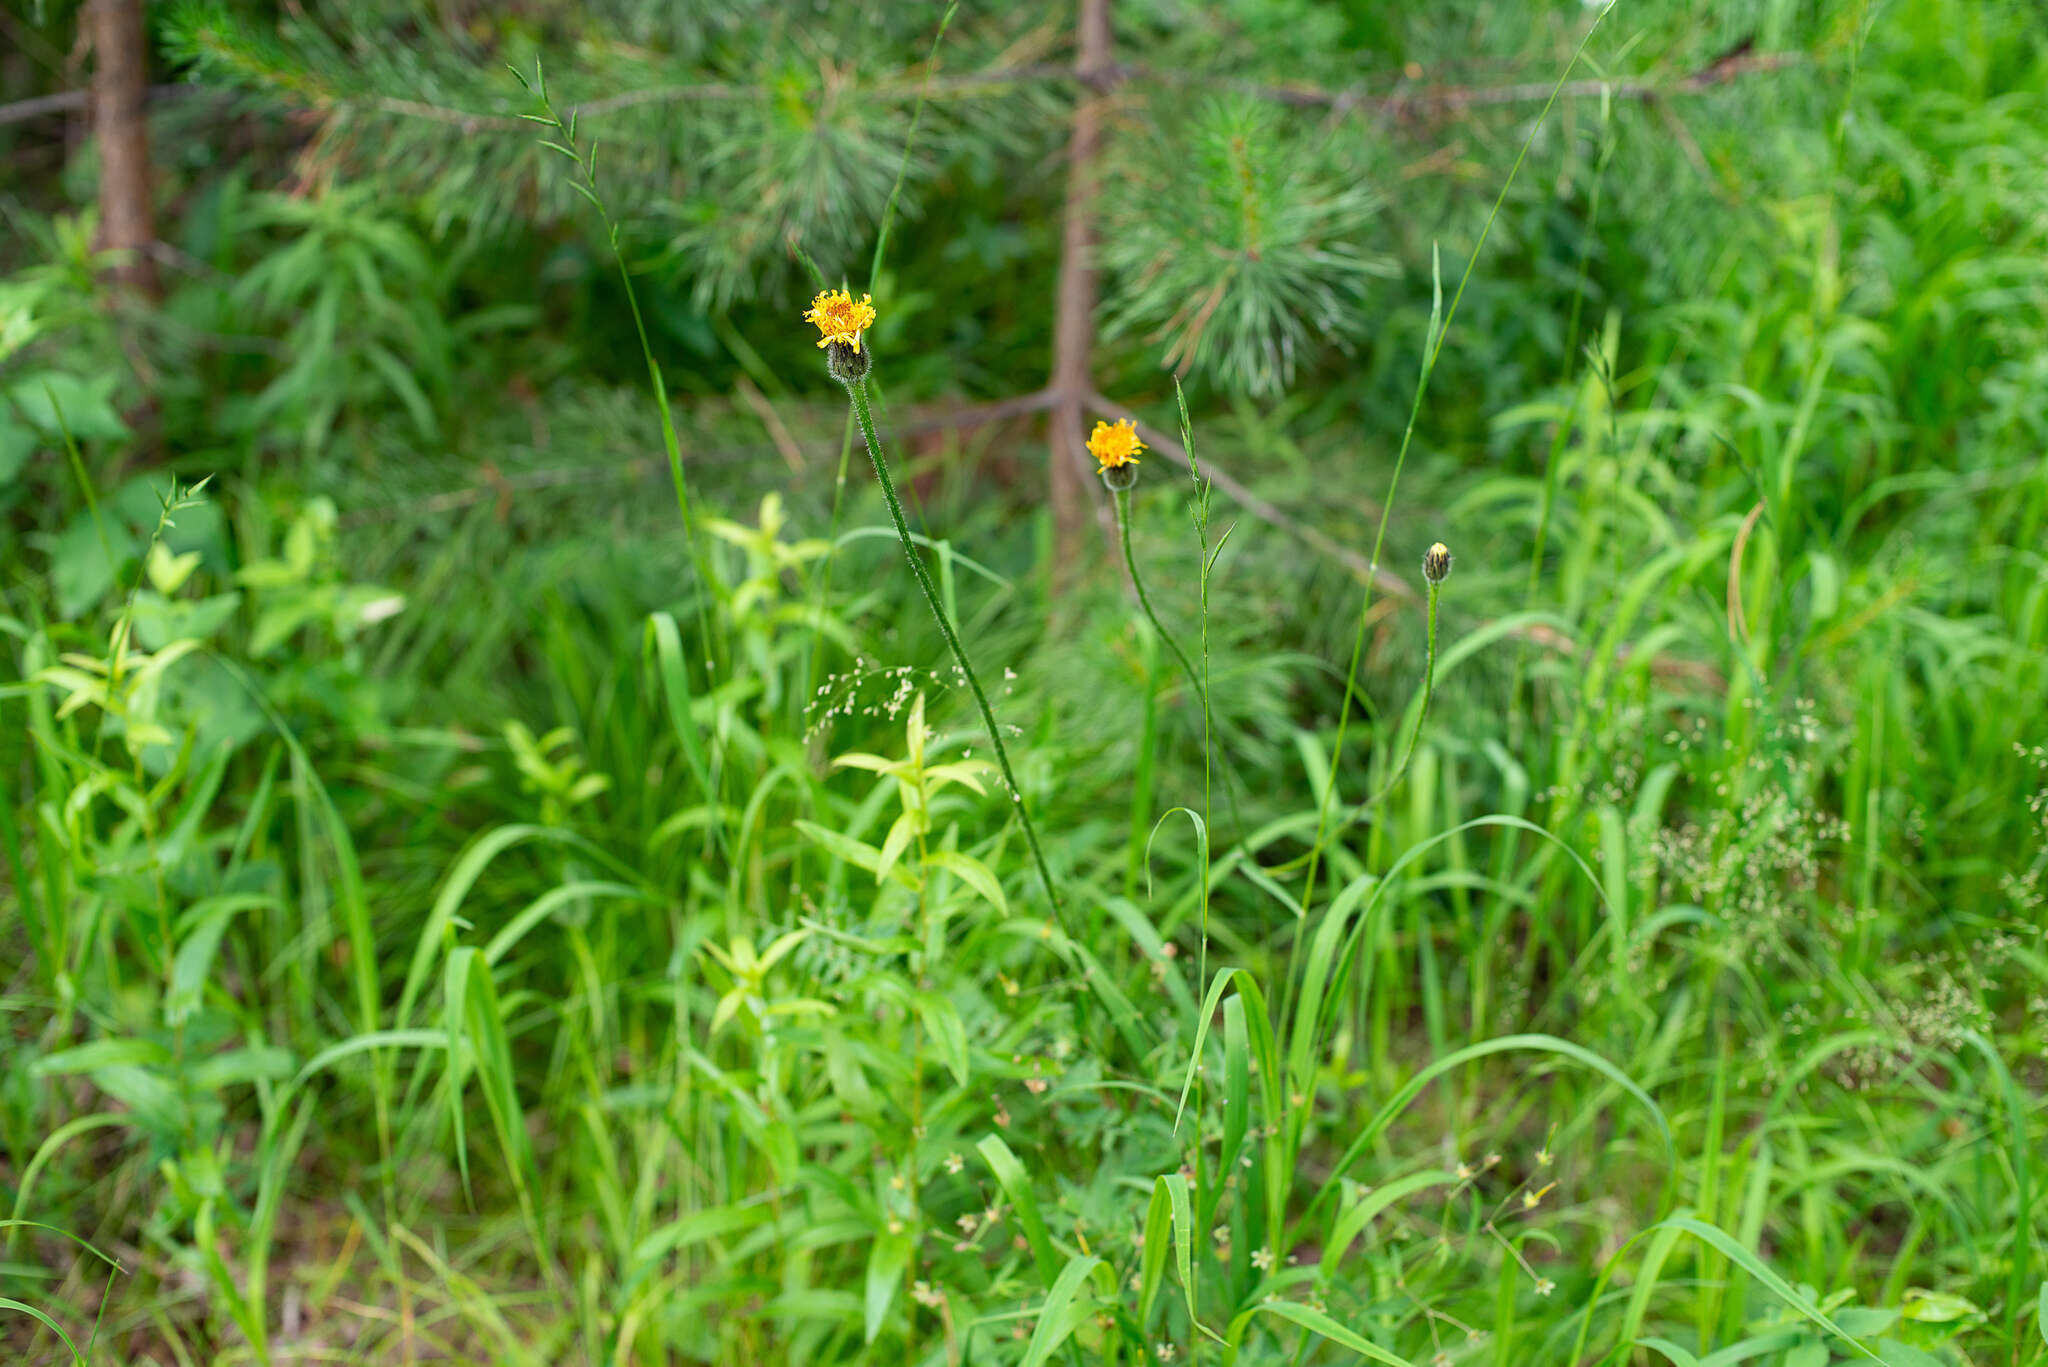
1086, 418, 1144, 469
804, 289, 877, 351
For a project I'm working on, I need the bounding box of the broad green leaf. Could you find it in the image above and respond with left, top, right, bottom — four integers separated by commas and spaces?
912, 991, 970, 1086
926, 849, 1007, 915
796, 820, 919, 890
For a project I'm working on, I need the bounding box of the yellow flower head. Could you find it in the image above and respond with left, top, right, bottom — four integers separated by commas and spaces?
804, 289, 877, 351
1086, 419, 1144, 470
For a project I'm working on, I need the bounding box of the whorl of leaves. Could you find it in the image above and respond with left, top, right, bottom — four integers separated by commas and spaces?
1099, 97, 1393, 397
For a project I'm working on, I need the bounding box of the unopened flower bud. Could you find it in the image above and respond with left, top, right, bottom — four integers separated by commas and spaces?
1422, 541, 1452, 585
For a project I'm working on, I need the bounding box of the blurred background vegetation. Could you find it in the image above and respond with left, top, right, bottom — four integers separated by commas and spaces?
3, 0, 2046, 1364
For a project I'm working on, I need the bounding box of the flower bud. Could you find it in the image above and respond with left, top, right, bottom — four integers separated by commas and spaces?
1422, 542, 1452, 585
1099, 460, 1139, 492
825, 339, 871, 385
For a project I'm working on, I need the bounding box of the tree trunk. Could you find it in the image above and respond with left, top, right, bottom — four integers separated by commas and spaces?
89, 0, 159, 297
1046, 0, 1113, 575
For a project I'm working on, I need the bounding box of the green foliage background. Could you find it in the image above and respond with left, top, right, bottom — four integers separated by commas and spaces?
2, 1, 2046, 1364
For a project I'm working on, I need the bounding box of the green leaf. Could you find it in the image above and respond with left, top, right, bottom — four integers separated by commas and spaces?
1648, 1217, 1879, 1362
1138, 1177, 1172, 1327
186, 1047, 295, 1091
10, 371, 130, 440
912, 991, 969, 1086
925, 849, 1007, 915
1019, 1254, 1101, 1367
645, 611, 723, 857
168, 893, 276, 1027
1228, 1299, 1420, 1366
1899, 1290, 1978, 1323
292, 1029, 450, 1085
630, 1203, 775, 1267
1786, 1340, 1829, 1367
1172, 965, 1245, 1131
1318, 1033, 1669, 1210
977, 1135, 1056, 1285
1318, 1171, 1459, 1281
863, 1231, 911, 1343
1832, 1308, 1901, 1338
1164, 1171, 1196, 1329
0, 1298, 86, 1365
31, 1039, 171, 1076
796, 820, 920, 890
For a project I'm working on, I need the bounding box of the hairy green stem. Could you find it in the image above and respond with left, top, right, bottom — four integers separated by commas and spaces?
1114, 486, 1203, 712
844, 376, 1063, 919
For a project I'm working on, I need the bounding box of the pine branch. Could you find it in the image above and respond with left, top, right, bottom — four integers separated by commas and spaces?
0, 50, 1803, 132
1232, 49, 1805, 114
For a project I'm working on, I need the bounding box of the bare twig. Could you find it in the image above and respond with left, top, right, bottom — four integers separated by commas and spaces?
734, 376, 806, 476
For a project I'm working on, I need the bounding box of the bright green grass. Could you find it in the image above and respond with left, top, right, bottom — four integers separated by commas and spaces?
5, 3, 2048, 1366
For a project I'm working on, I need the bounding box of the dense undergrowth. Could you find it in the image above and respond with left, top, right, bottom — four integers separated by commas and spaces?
3, 1, 2047, 1364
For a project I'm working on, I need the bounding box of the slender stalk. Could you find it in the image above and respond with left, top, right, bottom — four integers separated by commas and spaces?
1171, 388, 1221, 1358
1113, 487, 1202, 712
516, 63, 720, 665
1329, 579, 1441, 831
843, 376, 1063, 919
1172, 378, 1221, 1006
1292, 8, 1610, 927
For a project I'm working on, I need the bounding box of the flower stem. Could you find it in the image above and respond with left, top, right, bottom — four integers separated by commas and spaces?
1334, 579, 1441, 828
844, 376, 1063, 918
1114, 487, 1203, 714
1291, 9, 1609, 926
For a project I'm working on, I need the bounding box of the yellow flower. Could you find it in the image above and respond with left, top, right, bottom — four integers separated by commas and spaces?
804, 289, 877, 351
1086, 418, 1144, 470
